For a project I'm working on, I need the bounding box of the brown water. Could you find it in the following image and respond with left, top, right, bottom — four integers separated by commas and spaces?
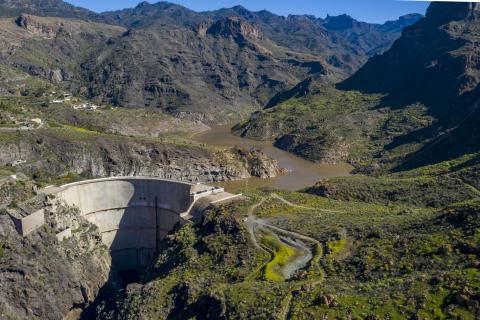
193, 125, 352, 192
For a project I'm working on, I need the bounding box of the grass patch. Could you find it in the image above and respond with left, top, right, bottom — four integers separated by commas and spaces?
327, 239, 346, 256
261, 234, 297, 282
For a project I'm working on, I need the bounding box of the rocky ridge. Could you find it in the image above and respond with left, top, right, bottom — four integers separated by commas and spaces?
0, 0, 421, 124
0, 129, 280, 182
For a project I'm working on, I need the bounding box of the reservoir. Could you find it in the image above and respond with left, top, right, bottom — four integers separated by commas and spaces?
193, 125, 352, 192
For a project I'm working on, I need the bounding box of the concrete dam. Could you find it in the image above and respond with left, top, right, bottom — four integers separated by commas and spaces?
15, 177, 241, 271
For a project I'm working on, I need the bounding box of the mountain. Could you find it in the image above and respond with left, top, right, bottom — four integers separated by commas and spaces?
99, 1, 204, 28
79, 16, 337, 123
339, 1, 480, 167
235, 2, 480, 171
208, 7, 422, 73
0, 0, 97, 19
0, 0, 421, 123
86, 6, 420, 122
322, 13, 423, 56
340, 2, 480, 116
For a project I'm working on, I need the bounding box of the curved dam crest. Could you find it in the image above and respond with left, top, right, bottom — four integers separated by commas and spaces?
15, 177, 242, 271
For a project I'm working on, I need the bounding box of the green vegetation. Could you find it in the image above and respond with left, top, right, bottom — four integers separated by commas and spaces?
326, 239, 346, 256
234, 84, 435, 173
98, 146, 480, 319
261, 234, 297, 282
1, 3, 478, 319
110, 205, 290, 319
307, 152, 480, 208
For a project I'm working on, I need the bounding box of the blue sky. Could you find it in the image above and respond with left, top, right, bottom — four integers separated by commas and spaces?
66, 0, 430, 23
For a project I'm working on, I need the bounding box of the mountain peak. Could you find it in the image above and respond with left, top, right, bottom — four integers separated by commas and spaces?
323, 14, 357, 31
231, 5, 247, 11
197, 16, 263, 40
135, 1, 150, 8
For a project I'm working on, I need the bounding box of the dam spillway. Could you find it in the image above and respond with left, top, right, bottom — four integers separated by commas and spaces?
39, 177, 241, 271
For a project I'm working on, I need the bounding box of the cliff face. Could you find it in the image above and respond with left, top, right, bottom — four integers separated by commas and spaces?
15, 14, 58, 38
205, 16, 263, 40
339, 2, 480, 120
0, 129, 279, 182
425, 2, 479, 25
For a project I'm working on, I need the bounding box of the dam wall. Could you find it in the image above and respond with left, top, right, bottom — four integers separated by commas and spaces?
47, 177, 237, 271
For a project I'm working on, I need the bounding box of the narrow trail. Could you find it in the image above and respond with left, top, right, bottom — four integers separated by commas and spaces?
278, 293, 293, 320
245, 197, 268, 250
0, 122, 44, 132
271, 193, 344, 214
270, 193, 315, 210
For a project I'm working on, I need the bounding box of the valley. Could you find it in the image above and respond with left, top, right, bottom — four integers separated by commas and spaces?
0, 1, 479, 319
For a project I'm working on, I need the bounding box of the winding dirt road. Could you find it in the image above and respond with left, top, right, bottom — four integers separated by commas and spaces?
245, 193, 321, 279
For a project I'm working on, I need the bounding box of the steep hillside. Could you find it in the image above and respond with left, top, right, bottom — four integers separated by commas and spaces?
0, 14, 125, 85
322, 13, 422, 56
340, 2, 480, 117
236, 2, 480, 171
340, 2, 480, 168
233, 80, 435, 172
0, 0, 420, 124
80, 17, 337, 123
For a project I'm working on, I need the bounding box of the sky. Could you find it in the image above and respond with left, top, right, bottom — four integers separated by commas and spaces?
66, 0, 431, 24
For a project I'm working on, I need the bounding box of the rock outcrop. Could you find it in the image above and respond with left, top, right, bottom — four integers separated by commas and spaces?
194, 16, 263, 41
15, 14, 58, 38
0, 129, 279, 182
0, 208, 111, 319
206, 16, 263, 40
